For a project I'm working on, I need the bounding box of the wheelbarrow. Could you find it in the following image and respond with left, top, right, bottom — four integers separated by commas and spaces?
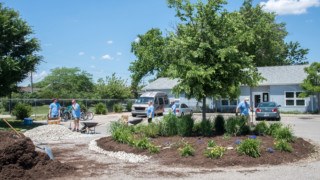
80, 122, 99, 134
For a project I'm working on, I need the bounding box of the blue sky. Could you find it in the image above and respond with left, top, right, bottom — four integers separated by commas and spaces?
1, 0, 319, 86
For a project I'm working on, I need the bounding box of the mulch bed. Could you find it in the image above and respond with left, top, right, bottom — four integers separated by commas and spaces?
0, 130, 75, 180
97, 135, 315, 168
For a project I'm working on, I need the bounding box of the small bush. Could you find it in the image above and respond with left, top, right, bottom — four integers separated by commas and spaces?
148, 144, 160, 154
205, 146, 226, 159
159, 113, 178, 136
267, 122, 283, 136
274, 139, 293, 152
135, 137, 151, 149
214, 115, 225, 135
12, 103, 32, 120
110, 122, 134, 144
126, 101, 133, 112
200, 119, 213, 137
254, 121, 269, 136
177, 115, 194, 137
207, 140, 216, 148
95, 103, 107, 115
192, 122, 202, 135
179, 143, 195, 157
225, 116, 247, 136
273, 126, 295, 142
237, 138, 261, 158
113, 103, 123, 113
144, 123, 159, 138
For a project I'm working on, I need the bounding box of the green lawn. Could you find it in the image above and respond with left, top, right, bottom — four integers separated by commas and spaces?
0, 119, 41, 132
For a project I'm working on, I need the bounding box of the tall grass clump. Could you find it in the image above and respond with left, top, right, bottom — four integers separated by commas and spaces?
200, 119, 213, 137
113, 103, 123, 113
237, 138, 261, 158
274, 139, 293, 152
214, 115, 225, 135
110, 121, 134, 144
273, 126, 295, 142
225, 116, 248, 136
177, 115, 194, 136
254, 121, 269, 136
267, 122, 283, 136
159, 113, 178, 136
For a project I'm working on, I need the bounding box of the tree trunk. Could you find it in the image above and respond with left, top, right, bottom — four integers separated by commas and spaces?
202, 97, 206, 120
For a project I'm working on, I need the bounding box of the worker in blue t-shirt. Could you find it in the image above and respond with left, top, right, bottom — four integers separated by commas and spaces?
171, 102, 177, 115
236, 97, 252, 125
147, 101, 154, 123
49, 98, 60, 118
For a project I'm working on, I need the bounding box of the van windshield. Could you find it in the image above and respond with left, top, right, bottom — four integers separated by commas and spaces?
135, 97, 154, 104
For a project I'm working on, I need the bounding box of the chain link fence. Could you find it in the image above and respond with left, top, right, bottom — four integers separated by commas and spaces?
0, 98, 135, 120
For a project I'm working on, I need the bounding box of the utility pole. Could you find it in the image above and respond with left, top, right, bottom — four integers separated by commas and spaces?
30, 71, 33, 93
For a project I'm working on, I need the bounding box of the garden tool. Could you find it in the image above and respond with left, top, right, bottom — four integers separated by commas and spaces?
1, 118, 21, 137
36, 145, 54, 160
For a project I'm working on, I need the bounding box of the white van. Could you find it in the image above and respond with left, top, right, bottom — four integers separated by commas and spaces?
131, 91, 169, 117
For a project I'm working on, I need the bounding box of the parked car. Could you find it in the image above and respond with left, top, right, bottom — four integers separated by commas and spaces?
163, 103, 193, 117
255, 102, 281, 121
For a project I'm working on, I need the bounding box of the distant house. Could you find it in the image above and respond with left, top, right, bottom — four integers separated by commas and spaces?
141, 65, 318, 113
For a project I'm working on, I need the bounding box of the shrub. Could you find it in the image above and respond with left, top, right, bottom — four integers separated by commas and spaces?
274, 139, 293, 152
207, 140, 216, 148
143, 123, 159, 138
214, 115, 225, 135
95, 103, 107, 115
273, 126, 295, 142
192, 122, 201, 135
205, 146, 226, 159
148, 144, 160, 154
237, 138, 261, 158
110, 122, 134, 144
159, 113, 178, 136
126, 101, 133, 112
179, 143, 195, 157
113, 103, 123, 113
225, 116, 247, 136
177, 115, 194, 136
12, 103, 32, 120
254, 121, 269, 136
267, 122, 283, 136
200, 119, 213, 137
134, 137, 151, 149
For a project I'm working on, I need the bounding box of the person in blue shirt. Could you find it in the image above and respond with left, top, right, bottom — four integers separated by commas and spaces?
171, 102, 177, 115
147, 101, 154, 123
49, 98, 60, 118
236, 97, 252, 125
71, 99, 81, 132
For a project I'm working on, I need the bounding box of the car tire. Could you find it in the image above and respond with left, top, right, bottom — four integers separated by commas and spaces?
275, 117, 281, 121
132, 114, 136, 117
255, 117, 260, 121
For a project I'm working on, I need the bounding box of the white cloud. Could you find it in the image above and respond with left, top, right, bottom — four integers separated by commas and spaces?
107, 40, 113, 44
91, 56, 96, 60
260, 0, 320, 15
101, 54, 113, 60
78, 52, 85, 56
117, 52, 122, 56
134, 37, 140, 43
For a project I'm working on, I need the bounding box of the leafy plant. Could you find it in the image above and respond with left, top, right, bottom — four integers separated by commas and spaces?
135, 137, 151, 149
254, 121, 269, 136
12, 103, 32, 120
177, 115, 194, 136
207, 140, 216, 148
110, 122, 134, 144
137, 123, 159, 138
274, 139, 293, 152
237, 138, 261, 158
267, 122, 283, 136
205, 146, 226, 159
159, 113, 178, 136
273, 126, 295, 142
148, 144, 160, 154
179, 143, 195, 157
200, 119, 213, 137
113, 103, 123, 113
214, 115, 225, 135
126, 101, 133, 112
225, 116, 247, 136
95, 102, 107, 114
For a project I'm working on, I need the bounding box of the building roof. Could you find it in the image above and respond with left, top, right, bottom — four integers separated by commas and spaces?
141, 78, 179, 91
142, 65, 309, 90
257, 65, 308, 85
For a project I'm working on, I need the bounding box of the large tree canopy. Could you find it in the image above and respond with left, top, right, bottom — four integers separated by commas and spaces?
301, 62, 320, 113
0, 3, 41, 97
35, 67, 94, 98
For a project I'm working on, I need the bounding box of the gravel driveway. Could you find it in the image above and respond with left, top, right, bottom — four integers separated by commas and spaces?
28, 113, 320, 180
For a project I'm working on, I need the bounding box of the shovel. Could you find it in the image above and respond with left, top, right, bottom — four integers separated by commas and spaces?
36, 145, 54, 160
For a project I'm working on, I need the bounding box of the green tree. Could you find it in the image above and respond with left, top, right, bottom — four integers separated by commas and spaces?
95, 73, 132, 99
166, 0, 261, 120
239, 0, 309, 66
0, 3, 42, 97
300, 62, 320, 113
36, 67, 94, 98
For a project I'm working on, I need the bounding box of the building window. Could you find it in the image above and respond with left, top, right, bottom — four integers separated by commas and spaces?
285, 91, 305, 106
221, 99, 238, 106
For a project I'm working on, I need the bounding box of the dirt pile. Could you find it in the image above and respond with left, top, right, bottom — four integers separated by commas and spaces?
0, 130, 75, 180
